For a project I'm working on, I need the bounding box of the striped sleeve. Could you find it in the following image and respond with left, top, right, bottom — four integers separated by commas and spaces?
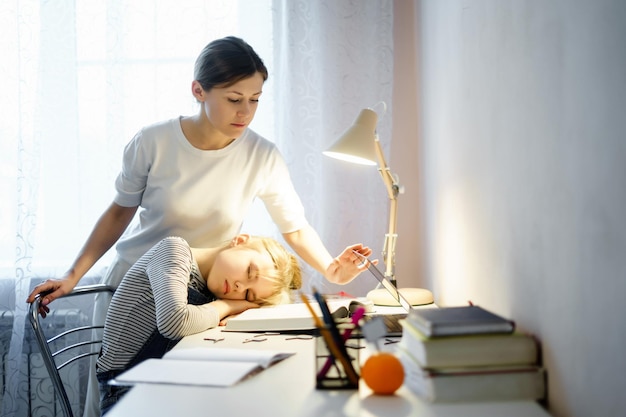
147, 237, 220, 339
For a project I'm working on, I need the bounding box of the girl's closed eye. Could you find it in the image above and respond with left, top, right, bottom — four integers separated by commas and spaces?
245, 266, 254, 301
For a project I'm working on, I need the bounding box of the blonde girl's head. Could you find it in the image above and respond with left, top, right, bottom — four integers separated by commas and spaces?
234, 236, 302, 305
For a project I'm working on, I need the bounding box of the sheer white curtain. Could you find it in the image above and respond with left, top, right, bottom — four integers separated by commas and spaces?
0, 1, 275, 415
0, 0, 392, 415
272, 0, 393, 296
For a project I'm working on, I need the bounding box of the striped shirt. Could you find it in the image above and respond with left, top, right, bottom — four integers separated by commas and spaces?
97, 236, 218, 374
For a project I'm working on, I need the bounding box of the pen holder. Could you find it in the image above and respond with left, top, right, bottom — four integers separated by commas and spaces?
315, 329, 361, 390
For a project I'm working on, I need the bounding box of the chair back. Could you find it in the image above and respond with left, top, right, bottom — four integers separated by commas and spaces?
29, 284, 115, 417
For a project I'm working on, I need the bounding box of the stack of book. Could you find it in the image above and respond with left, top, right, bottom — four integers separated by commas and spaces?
397, 305, 546, 403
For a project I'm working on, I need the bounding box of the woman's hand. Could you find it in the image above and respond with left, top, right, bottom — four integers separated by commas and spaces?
325, 243, 378, 285
26, 278, 77, 318
25, 202, 138, 317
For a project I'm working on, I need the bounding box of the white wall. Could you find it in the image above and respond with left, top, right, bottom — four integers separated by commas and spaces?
394, 1, 626, 416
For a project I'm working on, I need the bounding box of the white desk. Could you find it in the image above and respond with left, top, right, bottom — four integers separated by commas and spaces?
108, 326, 551, 417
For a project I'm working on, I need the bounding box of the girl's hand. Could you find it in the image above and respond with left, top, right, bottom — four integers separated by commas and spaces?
213, 299, 260, 325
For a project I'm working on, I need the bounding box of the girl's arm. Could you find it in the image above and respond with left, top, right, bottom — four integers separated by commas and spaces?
148, 237, 258, 339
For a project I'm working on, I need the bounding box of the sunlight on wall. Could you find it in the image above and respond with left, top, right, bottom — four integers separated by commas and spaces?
433, 186, 473, 306
430, 179, 509, 309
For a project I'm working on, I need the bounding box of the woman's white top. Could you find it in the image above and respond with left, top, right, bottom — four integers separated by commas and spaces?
113, 117, 307, 265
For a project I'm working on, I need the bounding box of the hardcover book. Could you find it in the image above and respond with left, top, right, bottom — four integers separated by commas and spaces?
398, 349, 545, 403
407, 305, 515, 337
399, 319, 538, 368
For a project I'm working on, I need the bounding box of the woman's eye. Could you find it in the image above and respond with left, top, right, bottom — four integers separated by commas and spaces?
227, 98, 259, 103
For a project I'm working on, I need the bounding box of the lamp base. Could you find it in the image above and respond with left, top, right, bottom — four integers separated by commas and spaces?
366, 287, 434, 306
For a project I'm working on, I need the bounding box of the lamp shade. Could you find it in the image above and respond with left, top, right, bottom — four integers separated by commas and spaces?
323, 108, 378, 166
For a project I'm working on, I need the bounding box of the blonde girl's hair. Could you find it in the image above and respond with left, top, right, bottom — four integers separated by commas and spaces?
235, 236, 302, 306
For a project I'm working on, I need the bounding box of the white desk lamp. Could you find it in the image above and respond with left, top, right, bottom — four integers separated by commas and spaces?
323, 105, 434, 306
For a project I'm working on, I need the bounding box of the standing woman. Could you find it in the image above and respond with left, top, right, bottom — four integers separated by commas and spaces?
27, 36, 373, 416
28, 36, 372, 309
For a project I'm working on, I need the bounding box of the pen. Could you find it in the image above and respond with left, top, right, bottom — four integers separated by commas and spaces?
341, 306, 366, 341
300, 293, 343, 379
318, 305, 366, 379
312, 290, 360, 385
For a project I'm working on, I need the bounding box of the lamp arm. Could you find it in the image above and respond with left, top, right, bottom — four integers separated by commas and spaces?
374, 136, 399, 285
373, 136, 398, 200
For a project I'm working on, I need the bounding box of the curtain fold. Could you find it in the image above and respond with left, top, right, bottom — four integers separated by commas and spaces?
3, 137, 39, 417
2, 1, 43, 414
272, 0, 394, 296
1, 1, 394, 415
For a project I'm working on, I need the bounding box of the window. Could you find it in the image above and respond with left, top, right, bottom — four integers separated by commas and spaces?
0, 0, 274, 278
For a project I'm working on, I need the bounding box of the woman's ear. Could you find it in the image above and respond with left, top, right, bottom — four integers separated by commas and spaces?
230, 234, 251, 247
191, 80, 205, 101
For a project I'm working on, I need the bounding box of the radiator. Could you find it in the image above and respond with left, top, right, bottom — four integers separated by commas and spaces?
1, 308, 92, 417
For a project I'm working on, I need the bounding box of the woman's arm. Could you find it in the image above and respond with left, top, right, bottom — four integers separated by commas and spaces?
26, 202, 137, 313
282, 225, 374, 285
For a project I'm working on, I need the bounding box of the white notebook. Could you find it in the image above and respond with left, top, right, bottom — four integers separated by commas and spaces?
110, 347, 295, 387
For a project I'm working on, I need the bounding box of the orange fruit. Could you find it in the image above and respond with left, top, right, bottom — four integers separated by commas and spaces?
361, 352, 404, 395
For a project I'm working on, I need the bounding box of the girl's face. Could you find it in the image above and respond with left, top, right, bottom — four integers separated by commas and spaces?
207, 246, 276, 302
199, 72, 264, 142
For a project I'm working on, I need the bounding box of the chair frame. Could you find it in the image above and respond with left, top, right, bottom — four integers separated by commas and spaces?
29, 284, 115, 417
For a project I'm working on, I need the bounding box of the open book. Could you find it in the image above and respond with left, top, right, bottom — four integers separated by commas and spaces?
222, 298, 351, 332
111, 347, 295, 387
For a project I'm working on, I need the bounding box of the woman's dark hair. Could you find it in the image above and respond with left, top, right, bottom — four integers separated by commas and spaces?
194, 36, 268, 91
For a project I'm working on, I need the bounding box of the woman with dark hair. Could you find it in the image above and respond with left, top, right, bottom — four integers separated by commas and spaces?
29, 36, 372, 309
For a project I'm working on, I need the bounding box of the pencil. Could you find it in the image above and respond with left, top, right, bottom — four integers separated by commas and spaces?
301, 292, 358, 384
318, 305, 365, 378
300, 292, 325, 329
300, 293, 339, 377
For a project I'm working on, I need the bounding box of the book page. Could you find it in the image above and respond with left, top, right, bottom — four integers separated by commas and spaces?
164, 347, 295, 368
112, 358, 261, 387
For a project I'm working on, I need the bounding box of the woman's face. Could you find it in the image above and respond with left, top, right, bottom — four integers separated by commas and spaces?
200, 72, 264, 141
207, 246, 276, 302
